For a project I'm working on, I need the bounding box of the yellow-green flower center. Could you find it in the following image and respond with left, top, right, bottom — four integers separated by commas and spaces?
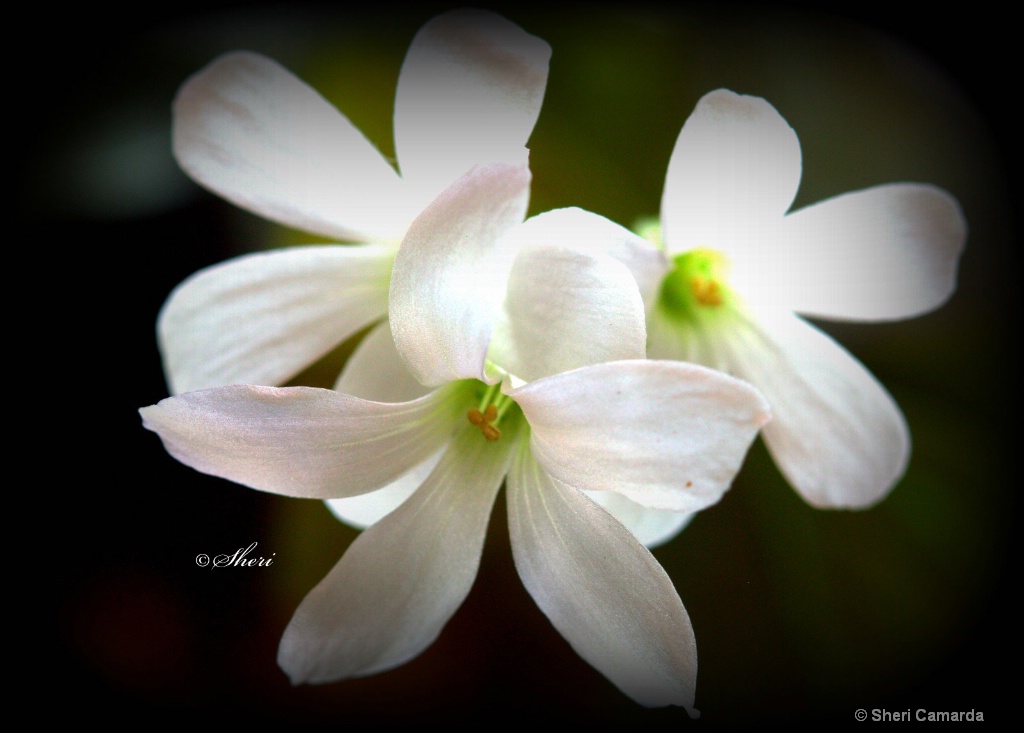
658, 248, 733, 321
466, 380, 518, 441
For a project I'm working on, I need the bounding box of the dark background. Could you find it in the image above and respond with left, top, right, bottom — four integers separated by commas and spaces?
27, 1, 1016, 727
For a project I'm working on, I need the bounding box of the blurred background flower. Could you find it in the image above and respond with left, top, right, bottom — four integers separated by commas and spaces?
32, 0, 1015, 726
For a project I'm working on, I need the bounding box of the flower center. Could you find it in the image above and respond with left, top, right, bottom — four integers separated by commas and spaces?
659, 248, 733, 320
467, 381, 515, 441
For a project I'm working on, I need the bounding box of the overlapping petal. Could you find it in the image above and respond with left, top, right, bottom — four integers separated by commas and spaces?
139, 383, 469, 499
326, 449, 444, 529
512, 360, 771, 512
507, 207, 670, 313
172, 51, 408, 242
159, 245, 393, 394
507, 443, 698, 712
583, 491, 695, 549
389, 162, 531, 387
660, 89, 801, 259
394, 8, 550, 202
761, 183, 967, 321
327, 321, 433, 527
279, 419, 519, 682
720, 307, 909, 508
334, 319, 431, 403
488, 244, 647, 383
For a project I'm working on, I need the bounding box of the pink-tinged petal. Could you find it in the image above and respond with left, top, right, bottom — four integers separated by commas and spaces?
326, 447, 443, 529
390, 162, 531, 387
488, 244, 647, 383
755, 183, 967, 321
724, 307, 909, 508
139, 383, 470, 499
279, 418, 521, 682
661, 89, 801, 259
329, 320, 450, 526
173, 51, 408, 242
583, 490, 694, 549
394, 8, 550, 203
334, 320, 431, 403
507, 445, 699, 713
508, 207, 671, 313
512, 360, 770, 512
158, 245, 392, 395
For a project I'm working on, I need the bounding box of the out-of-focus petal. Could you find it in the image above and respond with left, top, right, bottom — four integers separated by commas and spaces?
326, 447, 444, 529
507, 444, 699, 713
723, 307, 909, 508
645, 305, 731, 375
159, 245, 392, 395
334, 320, 431, 403
390, 162, 531, 387
173, 51, 409, 242
512, 360, 770, 512
488, 244, 647, 383
139, 383, 469, 499
393, 8, 550, 203
660, 89, 801, 259
509, 207, 670, 312
279, 418, 520, 682
583, 490, 694, 549
746, 183, 967, 321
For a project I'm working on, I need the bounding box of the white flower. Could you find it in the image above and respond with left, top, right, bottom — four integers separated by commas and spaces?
141, 163, 771, 712
158, 8, 551, 395
642, 89, 967, 510
326, 193, 694, 549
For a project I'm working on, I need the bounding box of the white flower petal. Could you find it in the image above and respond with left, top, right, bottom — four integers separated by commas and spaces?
507, 445, 698, 713
158, 245, 392, 395
173, 51, 408, 242
394, 8, 550, 203
512, 360, 770, 512
508, 207, 671, 313
390, 162, 531, 387
279, 418, 520, 683
661, 89, 801, 259
139, 383, 469, 499
583, 490, 694, 549
334, 319, 431, 403
759, 183, 967, 321
488, 244, 647, 383
722, 307, 910, 508
326, 447, 443, 530
645, 304, 731, 374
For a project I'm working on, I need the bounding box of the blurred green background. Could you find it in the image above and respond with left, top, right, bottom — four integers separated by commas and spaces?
32, 1, 1015, 726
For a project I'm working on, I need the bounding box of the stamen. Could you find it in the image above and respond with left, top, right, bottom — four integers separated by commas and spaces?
478, 381, 501, 412
467, 384, 512, 441
493, 393, 515, 421
690, 276, 723, 306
